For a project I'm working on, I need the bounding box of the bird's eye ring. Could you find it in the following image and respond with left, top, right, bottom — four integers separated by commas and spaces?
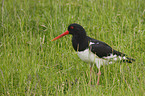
70, 26, 74, 29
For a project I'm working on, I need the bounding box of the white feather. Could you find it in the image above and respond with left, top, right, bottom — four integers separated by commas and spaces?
89, 42, 95, 46
119, 56, 122, 60
77, 47, 127, 69
103, 54, 117, 59
114, 58, 118, 61
123, 56, 126, 59
77, 49, 107, 69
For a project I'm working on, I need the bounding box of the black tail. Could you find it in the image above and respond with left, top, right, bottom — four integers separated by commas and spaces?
113, 50, 135, 63
123, 57, 135, 63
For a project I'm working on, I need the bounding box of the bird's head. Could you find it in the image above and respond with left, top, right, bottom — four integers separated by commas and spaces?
51, 23, 86, 41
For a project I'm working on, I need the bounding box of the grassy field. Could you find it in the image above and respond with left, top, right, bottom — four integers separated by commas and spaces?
0, 0, 145, 95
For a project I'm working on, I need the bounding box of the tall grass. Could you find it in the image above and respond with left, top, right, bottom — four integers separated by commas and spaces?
0, 0, 145, 95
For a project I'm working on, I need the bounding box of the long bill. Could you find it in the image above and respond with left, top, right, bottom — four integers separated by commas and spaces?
51, 30, 69, 41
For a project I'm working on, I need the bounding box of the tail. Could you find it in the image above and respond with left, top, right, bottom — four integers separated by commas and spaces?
113, 50, 135, 63
123, 57, 135, 63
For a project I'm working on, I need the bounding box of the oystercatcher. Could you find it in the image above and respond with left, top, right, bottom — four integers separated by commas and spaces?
51, 23, 135, 85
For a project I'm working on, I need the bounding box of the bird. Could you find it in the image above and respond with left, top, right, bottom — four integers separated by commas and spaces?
51, 23, 135, 85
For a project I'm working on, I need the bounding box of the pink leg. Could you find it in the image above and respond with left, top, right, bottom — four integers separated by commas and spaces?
97, 69, 101, 85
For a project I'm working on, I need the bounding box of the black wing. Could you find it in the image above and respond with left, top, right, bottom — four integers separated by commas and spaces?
87, 37, 135, 63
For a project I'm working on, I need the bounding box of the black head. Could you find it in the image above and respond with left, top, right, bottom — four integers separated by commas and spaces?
51, 23, 89, 51
68, 23, 86, 36
51, 23, 87, 41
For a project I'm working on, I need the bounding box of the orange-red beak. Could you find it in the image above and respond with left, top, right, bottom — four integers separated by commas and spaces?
51, 30, 69, 41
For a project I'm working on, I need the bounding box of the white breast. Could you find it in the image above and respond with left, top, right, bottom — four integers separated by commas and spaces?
77, 49, 107, 68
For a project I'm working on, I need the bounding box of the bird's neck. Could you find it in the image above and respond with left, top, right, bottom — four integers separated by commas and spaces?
72, 35, 89, 51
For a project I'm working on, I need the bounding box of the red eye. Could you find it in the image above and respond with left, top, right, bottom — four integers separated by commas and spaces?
70, 26, 74, 29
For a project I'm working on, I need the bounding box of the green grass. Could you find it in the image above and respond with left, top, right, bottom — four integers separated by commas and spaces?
0, 0, 145, 95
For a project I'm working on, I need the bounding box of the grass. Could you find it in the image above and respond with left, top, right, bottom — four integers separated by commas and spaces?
0, 0, 145, 95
